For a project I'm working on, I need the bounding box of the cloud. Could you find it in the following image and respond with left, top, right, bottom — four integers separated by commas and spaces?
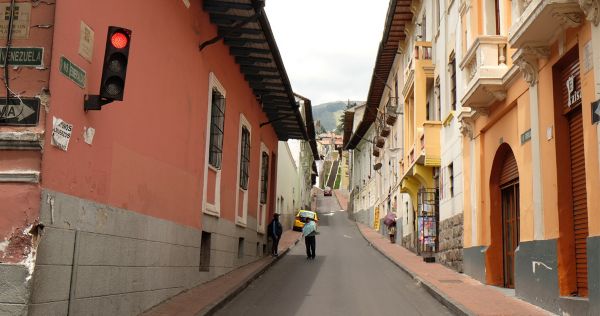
266, 0, 389, 105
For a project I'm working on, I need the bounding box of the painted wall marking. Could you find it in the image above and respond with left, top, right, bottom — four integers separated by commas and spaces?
532, 261, 552, 274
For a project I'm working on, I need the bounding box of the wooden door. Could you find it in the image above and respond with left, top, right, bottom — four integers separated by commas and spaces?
568, 108, 588, 297
500, 152, 519, 288
501, 182, 520, 288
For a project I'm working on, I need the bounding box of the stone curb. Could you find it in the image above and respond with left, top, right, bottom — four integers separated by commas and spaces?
355, 223, 473, 316
199, 236, 302, 316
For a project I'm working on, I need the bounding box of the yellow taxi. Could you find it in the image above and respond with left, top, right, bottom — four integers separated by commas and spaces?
292, 210, 318, 231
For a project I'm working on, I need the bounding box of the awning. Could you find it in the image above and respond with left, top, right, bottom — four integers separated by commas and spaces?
345, 0, 412, 149
203, 0, 307, 140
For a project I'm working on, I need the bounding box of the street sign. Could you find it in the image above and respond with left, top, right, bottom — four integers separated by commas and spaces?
59, 56, 86, 88
0, 97, 40, 126
0, 47, 43, 67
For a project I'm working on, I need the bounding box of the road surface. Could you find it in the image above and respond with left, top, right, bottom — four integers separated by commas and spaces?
215, 193, 452, 316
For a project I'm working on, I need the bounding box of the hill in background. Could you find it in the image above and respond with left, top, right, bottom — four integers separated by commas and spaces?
312, 101, 364, 132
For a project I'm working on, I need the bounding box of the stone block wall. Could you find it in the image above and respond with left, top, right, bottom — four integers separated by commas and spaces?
26, 190, 267, 316
436, 213, 464, 272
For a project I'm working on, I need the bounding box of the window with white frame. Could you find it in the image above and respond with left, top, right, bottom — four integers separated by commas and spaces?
209, 89, 226, 169
239, 126, 251, 190
260, 152, 269, 204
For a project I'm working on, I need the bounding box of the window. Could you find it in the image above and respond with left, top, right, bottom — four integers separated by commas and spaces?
260, 152, 269, 204
421, 13, 427, 40
238, 237, 245, 259
209, 89, 226, 169
239, 126, 250, 190
449, 55, 457, 111
448, 163, 454, 197
435, 77, 441, 121
200, 232, 211, 271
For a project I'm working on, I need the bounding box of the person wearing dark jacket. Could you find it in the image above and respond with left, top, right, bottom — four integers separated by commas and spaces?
267, 213, 283, 256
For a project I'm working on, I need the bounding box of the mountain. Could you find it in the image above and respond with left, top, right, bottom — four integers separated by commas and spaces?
312, 101, 364, 132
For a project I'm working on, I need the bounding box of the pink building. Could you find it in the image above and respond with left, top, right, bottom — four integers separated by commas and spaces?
0, 1, 308, 314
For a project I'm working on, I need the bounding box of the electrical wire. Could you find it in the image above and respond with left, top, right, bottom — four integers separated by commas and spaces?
3, 0, 16, 107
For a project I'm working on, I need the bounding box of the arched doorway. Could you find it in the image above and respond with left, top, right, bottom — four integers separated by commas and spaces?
487, 144, 520, 288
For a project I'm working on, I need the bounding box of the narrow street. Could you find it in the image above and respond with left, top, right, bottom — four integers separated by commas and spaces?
215, 193, 451, 316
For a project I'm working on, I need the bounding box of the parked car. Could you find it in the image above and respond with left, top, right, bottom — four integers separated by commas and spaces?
324, 187, 332, 196
292, 210, 319, 231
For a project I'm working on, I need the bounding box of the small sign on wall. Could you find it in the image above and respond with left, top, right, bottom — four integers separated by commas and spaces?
59, 56, 86, 88
0, 47, 43, 67
592, 99, 600, 125
0, 3, 31, 39
51, 117, 73, 151
521, 129, 531, 145
78, 21, 94, 62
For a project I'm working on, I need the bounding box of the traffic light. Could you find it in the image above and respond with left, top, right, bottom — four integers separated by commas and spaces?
100, 26, 131, 101
84, 26, 132, 111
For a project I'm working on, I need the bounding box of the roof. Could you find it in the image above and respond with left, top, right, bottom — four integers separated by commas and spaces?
203, 0, 307, 140
342, 111, 355, 148
344, 0, 412, 149
294, 93, 320, 160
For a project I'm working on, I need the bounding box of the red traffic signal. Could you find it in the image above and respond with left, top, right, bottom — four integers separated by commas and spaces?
110, 32, 129, 49
99, 26, 132, 101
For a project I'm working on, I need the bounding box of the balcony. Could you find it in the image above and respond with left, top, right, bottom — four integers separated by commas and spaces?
402, 41, 433, 96
509, 0, 584, 48
459, 36, 509, 111
421, 122, 441, 167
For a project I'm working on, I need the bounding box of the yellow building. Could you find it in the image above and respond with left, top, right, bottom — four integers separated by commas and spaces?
459, 0, 600, 314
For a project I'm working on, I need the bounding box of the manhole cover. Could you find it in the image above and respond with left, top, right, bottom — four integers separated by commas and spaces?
439, 279, 462, 284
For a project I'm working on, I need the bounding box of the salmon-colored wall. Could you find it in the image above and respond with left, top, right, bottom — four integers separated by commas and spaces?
43, 0, 278, 229
0, 1, 55, 261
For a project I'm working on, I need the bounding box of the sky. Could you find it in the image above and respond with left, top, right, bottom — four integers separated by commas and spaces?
265, 1, 390, 106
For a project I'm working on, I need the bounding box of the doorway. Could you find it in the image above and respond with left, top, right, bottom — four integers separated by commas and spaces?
487, 144, 520, 287
501, 180, 520, 288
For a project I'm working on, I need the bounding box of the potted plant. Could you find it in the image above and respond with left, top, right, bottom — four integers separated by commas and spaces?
375, 136, 385, 148
386, 113, 397, 125
372, 147, 380, 157
380, 126, 391, 137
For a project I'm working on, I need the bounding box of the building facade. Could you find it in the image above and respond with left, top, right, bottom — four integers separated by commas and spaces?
0, 1, 309, 315
459, 0, 600, 314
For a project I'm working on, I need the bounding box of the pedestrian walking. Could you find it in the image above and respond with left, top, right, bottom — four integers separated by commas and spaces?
267, 213, 283, 256
302, 216, 317, 259
388, 220, 396, 244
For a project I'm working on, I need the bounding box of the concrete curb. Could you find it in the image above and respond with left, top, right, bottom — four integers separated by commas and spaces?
355, 223, 473, 316
199, 236, 302, 316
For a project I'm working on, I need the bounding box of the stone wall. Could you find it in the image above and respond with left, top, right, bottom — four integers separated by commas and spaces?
436, 213, 464, 272
402, 233, 416, 253
27, 190, 267, 316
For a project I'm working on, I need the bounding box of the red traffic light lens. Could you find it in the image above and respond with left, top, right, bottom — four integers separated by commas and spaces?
111, 32, 128, 49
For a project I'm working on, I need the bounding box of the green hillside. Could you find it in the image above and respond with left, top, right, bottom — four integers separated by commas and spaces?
312, 101, 363, 132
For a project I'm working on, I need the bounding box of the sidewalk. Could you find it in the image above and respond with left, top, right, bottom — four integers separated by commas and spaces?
141, 230, 302, 316
333, 189, 348, 210
357, 223, 553, 316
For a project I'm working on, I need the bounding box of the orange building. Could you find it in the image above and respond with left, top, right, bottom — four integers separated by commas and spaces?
0, 0, 309, 314
459, 0, 600, 314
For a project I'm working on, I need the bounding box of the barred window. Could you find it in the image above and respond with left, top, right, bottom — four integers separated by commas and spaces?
260, 152, 269, 204
239, 126, 251, 190
209, 89, 226, 169
449, 56, 457, 111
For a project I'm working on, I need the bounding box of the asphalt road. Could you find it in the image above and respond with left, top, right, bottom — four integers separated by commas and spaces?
215, 194, 452, 316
